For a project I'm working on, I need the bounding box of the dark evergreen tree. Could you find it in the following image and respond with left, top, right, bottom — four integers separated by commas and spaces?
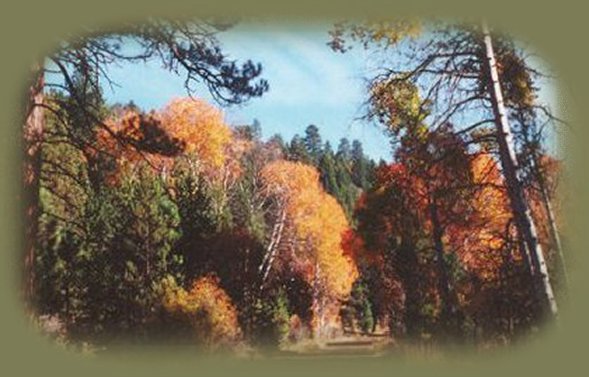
351, 140, 369, 190
170, 160, 222, 279
304, 124, 322, 165
337, 138, 352, 161
318, 142, 339, 197
39, 162, 185, 341
283, 130, 378, 219
288, 134, 311, 164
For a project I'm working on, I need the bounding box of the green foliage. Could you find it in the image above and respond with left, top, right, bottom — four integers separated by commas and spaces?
287, 134, 312, 164
304, 124, 322, 165
359, 301, 375, 334
229, 131, 271, 242
170, 160, 220, 276
351, 140, 374, 190
75, 164, 183, 338
273, 289, 291, 345
35, 221, 85, 322
339, 277, 377, 335
248, 288, 291, 348
350, 280, 375, 334
29, 20, 561, 353
38, 112, 184, 339
328, 20, 422, 53
36, 98, 92, 323
318, 142, 339, 197
369, 78, 430, 139
285, 130, 375, 220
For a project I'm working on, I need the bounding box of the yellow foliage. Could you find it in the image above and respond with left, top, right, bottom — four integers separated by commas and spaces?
94, 98, 234, 184
365, 19, 422, 45
369, 79, 426, 136
452, 153, 513, 281
159, 97, 232, 169
260, 161, 358, 298
162, 275, 241, 348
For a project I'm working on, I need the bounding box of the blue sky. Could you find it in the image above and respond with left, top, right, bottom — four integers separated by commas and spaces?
98, 22, 394, 161
78, 21, 560, 161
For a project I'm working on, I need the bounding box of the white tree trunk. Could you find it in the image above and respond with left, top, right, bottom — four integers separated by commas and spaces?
532, 152, 568, 286
481, 22, 558, 318
259, 205, 287, 289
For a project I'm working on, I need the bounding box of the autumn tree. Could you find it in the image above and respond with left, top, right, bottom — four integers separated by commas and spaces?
399, 125, 475, 338
354, 75, 475, 338
159, 98, 233, 171
230, 123, 284, 241
162, 275, 242, 349
92, 97, 233, 179
329, 19, 563, 318
443, 152, 543, 341
512, 108, 567, 290
23, 18, 269, 303
352, 164, 426, 339
284, 130, 375, 220
260, 160, 358, 336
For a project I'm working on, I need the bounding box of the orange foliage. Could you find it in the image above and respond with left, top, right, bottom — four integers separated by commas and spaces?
93, 110, 177, 183
526, 154, 563, 262
158, 97, 232, 169
448, 153, 513, 281
93, 97, 235, 184
260, 160, 358, 298
162, 275, 241, 347
341, 228, 365, 261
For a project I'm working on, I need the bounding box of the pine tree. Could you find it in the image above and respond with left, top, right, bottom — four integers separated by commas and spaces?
351, 140, 369, 190
288, 134, 311, 164
78, 163, 183, 338
337, 138, 352, 161
304, 124, 322, 165
318, 142, 339, 199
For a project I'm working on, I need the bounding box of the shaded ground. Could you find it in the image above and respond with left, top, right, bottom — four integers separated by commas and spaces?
276, 332, 395, 358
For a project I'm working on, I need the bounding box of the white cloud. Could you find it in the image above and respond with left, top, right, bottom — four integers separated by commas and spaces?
218, 23, 366, 107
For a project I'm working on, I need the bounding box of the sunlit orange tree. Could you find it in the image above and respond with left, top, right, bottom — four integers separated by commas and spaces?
260, 160, 358, 336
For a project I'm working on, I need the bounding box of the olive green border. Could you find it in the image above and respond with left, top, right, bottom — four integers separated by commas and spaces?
0, 1, 585, 376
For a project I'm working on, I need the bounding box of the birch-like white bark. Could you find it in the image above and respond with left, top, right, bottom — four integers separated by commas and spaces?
482, 21, 558, 317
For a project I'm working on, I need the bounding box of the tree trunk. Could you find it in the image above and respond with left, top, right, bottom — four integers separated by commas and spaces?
393, 236, 420, 338
312, 256, 323, 339
23, 65, 45, 306
533, 152, 568, 287
429, 200, 459, 336
259, 205, 286, 289
481, 22, 558, 318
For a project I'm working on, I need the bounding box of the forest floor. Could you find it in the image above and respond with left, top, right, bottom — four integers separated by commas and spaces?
275, 332, 395, 358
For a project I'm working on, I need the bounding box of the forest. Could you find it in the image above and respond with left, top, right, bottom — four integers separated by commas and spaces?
22, 19, 568, 356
